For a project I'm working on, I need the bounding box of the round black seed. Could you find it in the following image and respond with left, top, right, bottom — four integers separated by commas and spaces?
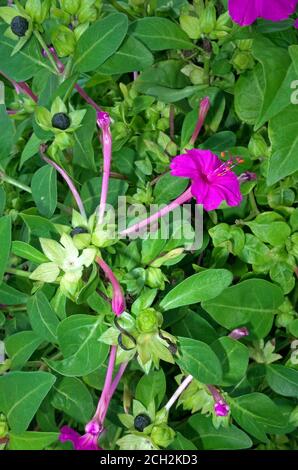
134, 414, 151, 432
11, 16, 29, 37
52, 112, 71, 130
70, 226, 89, 237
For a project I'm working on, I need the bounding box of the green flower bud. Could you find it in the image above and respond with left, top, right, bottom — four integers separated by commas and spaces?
25, 0, 50, 23
248, 133, 269, 159
77, 4, 97, 23
60, 0, 81, 15
151, 424, 175, 448
237, 39, 253, 51
145, 267, 167, 290
199, 4, 217, 35
276, 312, 295, 329
231, 50, 255, 73
51, 25, 76, 57
180, 15, 201, 39
136, 308, 159, 333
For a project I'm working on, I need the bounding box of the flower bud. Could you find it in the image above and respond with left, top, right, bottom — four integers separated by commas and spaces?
60, 0, 81, 15
199, 4, 217, 34
180, 15, 201, 39
151, 424, 175, 448
136, 308, 159, 333
51, 25, 76, 57
248, 133, 269, 159
77, 4, 97, 23
26, 0, 50, 23
145, 267, 167, 290
231, 50, 255, 73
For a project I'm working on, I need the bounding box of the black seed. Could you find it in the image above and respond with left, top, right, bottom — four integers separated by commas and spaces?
70, 226, 89, 237
134, 414, 151, 432
52, 112, 71, 130
11, 16, 29, 37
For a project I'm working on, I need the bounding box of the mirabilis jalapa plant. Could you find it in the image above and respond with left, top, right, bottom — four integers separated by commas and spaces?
1, 0, 298, 453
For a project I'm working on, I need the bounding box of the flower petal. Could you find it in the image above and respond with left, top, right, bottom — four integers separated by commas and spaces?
60, 233, 79, 258
228, 0, 259, 26
170, 153, 198, 179
30, 262, 60, 283
40, 238, 65, 264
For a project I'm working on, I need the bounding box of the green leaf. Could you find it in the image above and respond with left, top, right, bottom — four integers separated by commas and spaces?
12, 241, 48, 264
27, 291, 59, 343
31, 165, 57, 218
0, 371, 56, 433
186, 414, 252, 450
168, 432, 197, 450
8, 432, 59, 450
0, 283, 28, 305
159, 269, 233, 311
0, 27, 53, 81
20, 133, 41, 168
171, 309, 217, 344
267, 104, 298, 185
20, 214, 58, 238
266, 365, 298, 398
73, 14, 128, 73
51, 377, 94, 424
246, 212, 291, 246
0, 104, 14, 161
230, 393, 288, 442
73, 106, 96, 171
211, 337, 249, 386
252, 36, 293, 129
153, 173, 188, 204
101, 36, 153, 74
135, 369, 166, 408
177, 337, 222, 384
0, 215, 11, 283
45, 315, 109, 376
234, 64, 264, 125
202, 279, 283, 338
130, 17, 194, 51
82, 177, 129, 214
5, 331, 43, 370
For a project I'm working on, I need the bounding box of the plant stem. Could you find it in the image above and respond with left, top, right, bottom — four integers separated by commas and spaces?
34, 31, 60, 74
75, 83, 102, 113
120, 187, 193, 236
95, 346, 117, 424
97, 114, 112, 225
5, 268, 31, 278
0, 171, 31, 193
40, 146, 86, 219
165, 375, 193, 411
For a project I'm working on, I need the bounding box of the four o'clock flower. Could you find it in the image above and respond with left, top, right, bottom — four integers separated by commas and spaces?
170, 149, 242, 211
30, 233, 96, 299
59, 421, 103, 451
228, 0, 298, 26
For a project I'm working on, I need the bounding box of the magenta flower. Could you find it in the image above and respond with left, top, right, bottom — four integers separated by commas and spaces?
228, 0, 298, 26
59, 421, 102, 451
170, 149, 242, 211
229, 327, 249, 340
214, 400, 230, 417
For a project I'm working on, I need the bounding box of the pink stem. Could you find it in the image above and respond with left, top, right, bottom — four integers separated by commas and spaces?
75, 83, 102, 113
189, 96, 210, 146
109, 362, 128, 397
94, 346, 117, 424
0, 71, 38, 103
120, 187, 193, 236
96, 113, 112, 225
96, 256, 125, 316
40, 146, 86, 218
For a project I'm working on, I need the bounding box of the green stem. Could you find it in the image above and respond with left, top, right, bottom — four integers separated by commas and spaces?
34, 31, 59, 74
5, 268, 31, 278
0, 171, 31, 193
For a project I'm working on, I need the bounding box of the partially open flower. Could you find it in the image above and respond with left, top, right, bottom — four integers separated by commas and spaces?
29, 233, 96, 299
59, 421, 103, 451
